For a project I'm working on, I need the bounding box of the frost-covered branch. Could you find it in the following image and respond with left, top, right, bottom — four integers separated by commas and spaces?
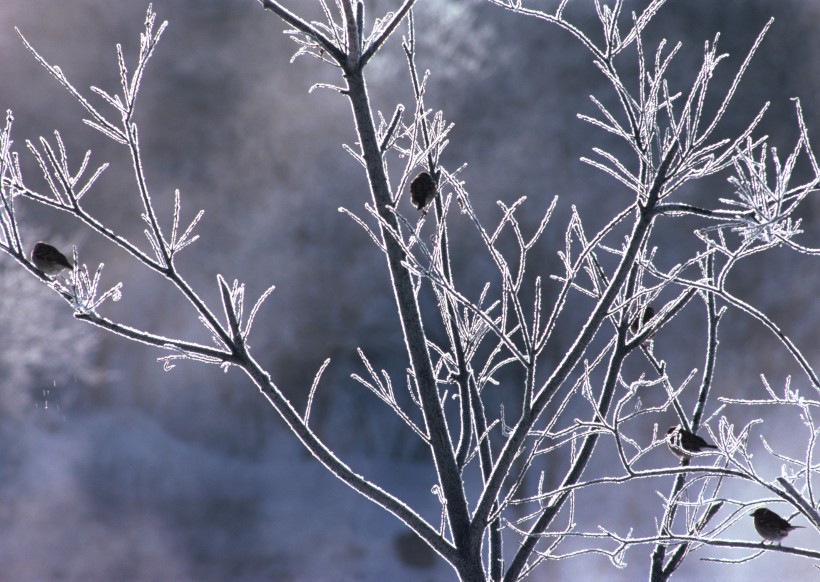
6, 2, 820, 580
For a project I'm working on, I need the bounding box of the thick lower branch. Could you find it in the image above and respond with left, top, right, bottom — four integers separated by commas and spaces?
343, 65, 481, 578
238, 354, 459, 563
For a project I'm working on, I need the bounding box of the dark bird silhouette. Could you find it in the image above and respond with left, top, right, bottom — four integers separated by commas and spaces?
631, 305, 655, 333
31, 241, 72, 275
751, 508, 803, 543
665, 425, 718, 460
410, 171, 437, 211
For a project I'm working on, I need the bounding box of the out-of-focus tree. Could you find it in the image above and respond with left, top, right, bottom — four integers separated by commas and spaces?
2, 1, 820, 580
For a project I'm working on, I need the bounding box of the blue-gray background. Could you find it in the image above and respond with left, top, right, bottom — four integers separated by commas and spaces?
0, 1, 818, 580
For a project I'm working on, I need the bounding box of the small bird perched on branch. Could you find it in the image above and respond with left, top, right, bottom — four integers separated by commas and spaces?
410, 170, 437, 212
31, 241, 73, 275
631, 305, 655, 333
665, 425, 718, 460
751, 507, 803, 543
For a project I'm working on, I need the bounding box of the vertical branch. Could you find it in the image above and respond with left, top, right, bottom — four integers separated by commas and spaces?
504, 322, 631, 581
335, 5, 482, 577
692, 255, 720, 430
648, 469, 688, 581
402, 14, 475, 474
126, 123, 170, 266
649, 256, 722, 581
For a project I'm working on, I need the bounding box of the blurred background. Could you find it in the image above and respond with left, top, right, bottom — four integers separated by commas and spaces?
0, 0, 818, 580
